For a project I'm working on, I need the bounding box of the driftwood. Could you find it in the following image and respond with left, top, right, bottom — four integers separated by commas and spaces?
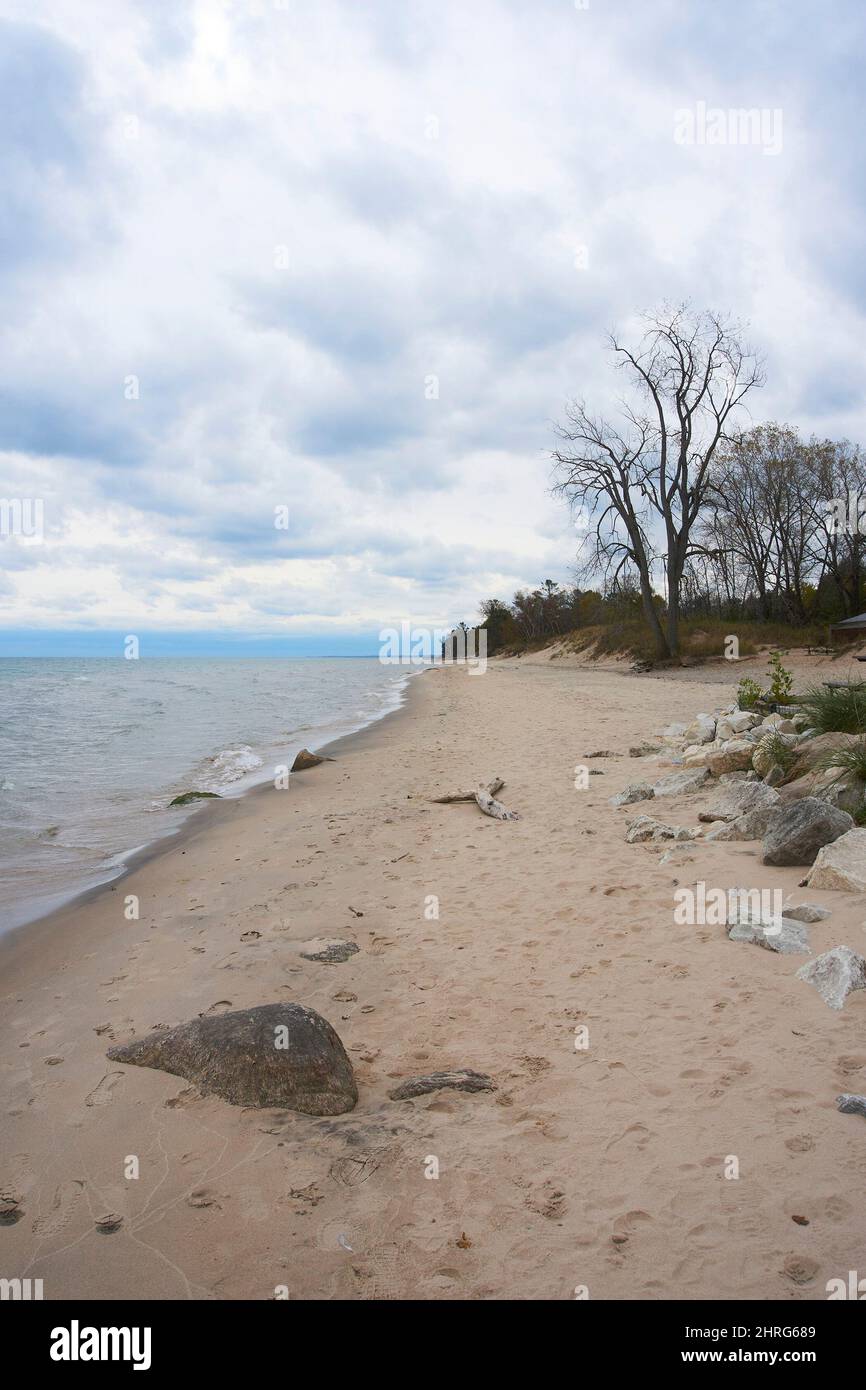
431, 778, 520, 821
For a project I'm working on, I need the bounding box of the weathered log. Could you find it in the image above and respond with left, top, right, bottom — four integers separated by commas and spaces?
474, 789, 520, 821
432, 777, 504, 804
431, 778, 520, 820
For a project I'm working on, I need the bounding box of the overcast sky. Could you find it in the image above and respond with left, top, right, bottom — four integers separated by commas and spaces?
0, 0, 864, 654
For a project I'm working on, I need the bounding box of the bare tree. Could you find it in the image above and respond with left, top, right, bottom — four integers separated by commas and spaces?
552, 304, 764, 659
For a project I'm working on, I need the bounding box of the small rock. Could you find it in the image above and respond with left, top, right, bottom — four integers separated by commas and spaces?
660, 722, 687, 738
291, 749, 333, 771
796, 947, 866, 1010
95, 1212, 123, 1234
0, 1192, 23, 1225
782, 902, 831, 924
610, 783, 655, 807
169, 790, 221, 807
762, 799, 853, 867
629, 743, 661, 758
389, 1069, 496, 1101
299, 939, 360, 964
836, 1094, 866, 1119
625, 816, 694, 844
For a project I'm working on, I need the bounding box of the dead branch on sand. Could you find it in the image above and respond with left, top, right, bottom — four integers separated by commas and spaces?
431, 778, 520, 820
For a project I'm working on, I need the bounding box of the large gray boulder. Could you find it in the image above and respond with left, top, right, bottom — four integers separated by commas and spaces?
652, 769, 711, 797
699, 781, 780, 824
705, 801, 783, 841
761, 798, 853, 866
727, 917, 811, 955
796, 947, 866, 1010
107, 1003, 357, 1114
806, 828, 866, 892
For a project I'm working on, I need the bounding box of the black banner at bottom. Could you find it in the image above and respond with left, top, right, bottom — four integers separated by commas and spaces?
3, 1296, 860, 1374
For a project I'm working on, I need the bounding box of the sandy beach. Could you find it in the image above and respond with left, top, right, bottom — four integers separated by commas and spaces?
2, 653, 866, 1301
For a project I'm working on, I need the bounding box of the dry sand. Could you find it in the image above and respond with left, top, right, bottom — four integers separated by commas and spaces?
2, 652, 866, 1300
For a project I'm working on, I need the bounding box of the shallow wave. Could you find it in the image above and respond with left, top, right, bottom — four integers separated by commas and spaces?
204, 745, 265, 785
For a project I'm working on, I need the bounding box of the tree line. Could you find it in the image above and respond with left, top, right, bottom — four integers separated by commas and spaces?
452, 304, 865, 662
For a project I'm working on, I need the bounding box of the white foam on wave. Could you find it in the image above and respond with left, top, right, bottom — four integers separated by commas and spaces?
207, 745, 265, 785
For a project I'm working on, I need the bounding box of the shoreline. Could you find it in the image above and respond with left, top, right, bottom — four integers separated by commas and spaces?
0, 664, 424, 945
2, 655, 865, 1300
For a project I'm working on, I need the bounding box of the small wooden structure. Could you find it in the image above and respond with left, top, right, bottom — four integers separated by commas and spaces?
830, 612, 866, 645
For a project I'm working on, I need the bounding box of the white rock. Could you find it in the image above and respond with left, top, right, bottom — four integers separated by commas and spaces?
683, 738, 754, 775
610, 783, 655, 808
684, 713, 717, 745
652, 769, 711, 797
660, 722, 687, 738
625, 815, 694, 844
796, 946, 866, 1010
805, 828, 866, 892
717, 710, 761, 740
727, 917, 811, 955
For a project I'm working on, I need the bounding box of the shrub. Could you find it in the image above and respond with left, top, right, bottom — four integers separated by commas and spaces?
737, 677, 763, 710
760, 730, 797, 774
797, 682, 866, 734
767, 650, 794, 705
817, 739, 866, 784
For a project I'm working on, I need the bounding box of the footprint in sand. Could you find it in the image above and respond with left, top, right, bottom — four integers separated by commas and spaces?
85, 1071, 125, 1108
785, 1134, 815, 1153
782, 1254, 819, 1286
612, 1209, 653, 1238
605, 1122, 652, 1154
32, 1179, 85, 1238
187, 1187, 223, 1210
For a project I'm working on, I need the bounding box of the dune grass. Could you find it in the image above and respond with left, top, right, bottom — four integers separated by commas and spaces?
796, 682, 866, 735
566, 618, 828, 665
